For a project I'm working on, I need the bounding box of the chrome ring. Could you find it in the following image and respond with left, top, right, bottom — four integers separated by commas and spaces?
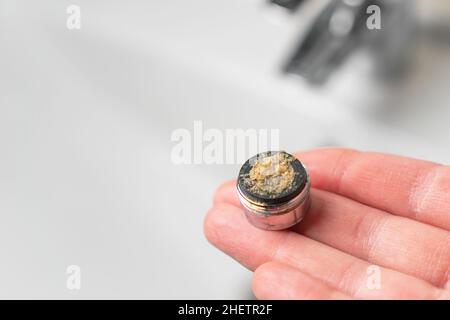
236, 151, 311, 231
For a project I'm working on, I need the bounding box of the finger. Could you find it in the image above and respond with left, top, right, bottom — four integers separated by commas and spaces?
213, 180, 239, 206
213, 181, 450, 287
296, 148, 450, 231
294, 189, 450, 288
204, 202, 443, 299
253, 262, 351, 300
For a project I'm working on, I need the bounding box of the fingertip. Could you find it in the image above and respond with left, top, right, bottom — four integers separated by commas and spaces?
203, 202, 249, 253
253, 261, 352, 300
213, 180, 238, 206
203, 202, 286, 271
204, 203, 234, 247
203, 206, 220, 247
252, 262, 283, 300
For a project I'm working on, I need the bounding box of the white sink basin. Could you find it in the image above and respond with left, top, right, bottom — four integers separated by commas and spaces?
1, 0, 449, 298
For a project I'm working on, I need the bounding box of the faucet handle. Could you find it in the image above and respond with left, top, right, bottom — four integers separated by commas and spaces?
283, 0, 414, 84
284, 0, 373, 84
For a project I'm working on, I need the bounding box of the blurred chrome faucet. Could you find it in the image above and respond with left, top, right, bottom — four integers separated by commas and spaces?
271, 0, 416, 84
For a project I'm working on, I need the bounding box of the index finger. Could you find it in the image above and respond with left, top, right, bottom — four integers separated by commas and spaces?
296, 148, 450, 231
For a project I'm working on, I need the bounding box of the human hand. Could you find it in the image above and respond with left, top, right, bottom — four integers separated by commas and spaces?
204, 148, 450, 299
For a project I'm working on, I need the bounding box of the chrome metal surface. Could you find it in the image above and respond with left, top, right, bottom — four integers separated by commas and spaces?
284, 0, 415, 84
237, 172, 311, 231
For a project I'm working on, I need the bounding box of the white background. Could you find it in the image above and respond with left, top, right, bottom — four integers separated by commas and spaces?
1, 0, 450, 298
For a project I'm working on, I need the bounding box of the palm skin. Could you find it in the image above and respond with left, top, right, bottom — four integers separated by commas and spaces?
204, 148, 450, 299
